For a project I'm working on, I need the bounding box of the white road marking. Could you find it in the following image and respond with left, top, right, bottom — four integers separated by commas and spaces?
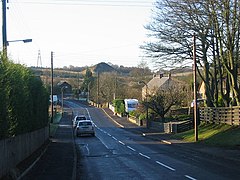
156, 161, 175, 171
86, 106, 180, 176
139, 153, 151, 159
185, 175, 197, 180
84, 144, 90, 156
118, 141, 125, 145
96, 136, 111, 150
101, 109, 124, 128
86, 108, 92, 120
127, 146, 136, 152
112, 136, 118, 141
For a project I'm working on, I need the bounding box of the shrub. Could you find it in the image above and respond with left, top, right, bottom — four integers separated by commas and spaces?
0, 58, 49, 139
112, 99, 125, 114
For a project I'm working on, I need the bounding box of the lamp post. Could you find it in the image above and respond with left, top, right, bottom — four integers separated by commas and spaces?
61, 86, 67, 114
2, 0, 32, 58
138, 81, 149, 128
7, 39, 32, 45
2, 38, 32, 59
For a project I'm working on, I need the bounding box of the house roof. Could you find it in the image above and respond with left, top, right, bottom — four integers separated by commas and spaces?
147, 77, 169, 89
146, 76, 170, 91
57, 81, 72, 88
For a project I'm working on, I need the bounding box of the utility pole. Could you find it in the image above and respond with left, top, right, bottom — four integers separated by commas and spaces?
114, 76, 117, 100
193, 34, 198, 142
2, 0, 8, 58
51, 51, 54, 123
97, 72, 99, 107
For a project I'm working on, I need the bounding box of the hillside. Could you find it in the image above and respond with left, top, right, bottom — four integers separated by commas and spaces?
90, 62, 118, 74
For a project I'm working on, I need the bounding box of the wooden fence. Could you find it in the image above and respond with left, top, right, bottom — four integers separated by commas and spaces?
200, 106, 240, 125
176, 120, 193, 133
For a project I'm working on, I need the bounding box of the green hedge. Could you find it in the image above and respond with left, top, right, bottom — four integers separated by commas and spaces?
112, 99, 125, 114
0, 58, 49, 139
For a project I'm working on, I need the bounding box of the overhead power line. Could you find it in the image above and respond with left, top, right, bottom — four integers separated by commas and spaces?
11, 0, 154, 7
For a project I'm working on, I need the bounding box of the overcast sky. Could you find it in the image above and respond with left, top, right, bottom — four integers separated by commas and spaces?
1, 0, 156, 68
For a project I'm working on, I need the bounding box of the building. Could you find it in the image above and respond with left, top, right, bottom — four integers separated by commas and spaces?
141, 73, 184, 100
57, 81, 72, 95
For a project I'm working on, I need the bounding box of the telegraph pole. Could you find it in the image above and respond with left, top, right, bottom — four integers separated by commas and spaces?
97, 72, 100, 107
2, 0, 8, 58
51, 51, 54, 123
193, 34, 198, 142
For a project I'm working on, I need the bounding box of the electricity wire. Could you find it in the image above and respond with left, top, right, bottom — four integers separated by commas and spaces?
10, 0, 154, 8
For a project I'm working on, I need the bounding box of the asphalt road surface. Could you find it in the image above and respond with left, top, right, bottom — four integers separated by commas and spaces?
66, 101, 240, 180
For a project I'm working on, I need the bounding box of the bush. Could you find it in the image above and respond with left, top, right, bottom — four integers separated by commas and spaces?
139, 113, 146, 121
112, 99, 125, 114
0, 58, 49, 139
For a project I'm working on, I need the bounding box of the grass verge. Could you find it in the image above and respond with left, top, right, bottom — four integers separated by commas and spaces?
49, 113, 62, 137
172, 122, 240, 147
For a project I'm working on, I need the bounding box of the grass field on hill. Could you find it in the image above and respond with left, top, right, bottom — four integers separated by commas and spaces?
173, 123, 240, 147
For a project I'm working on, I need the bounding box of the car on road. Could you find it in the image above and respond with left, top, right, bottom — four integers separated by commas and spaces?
75, 120, 95, 137
73, 115, 87, 127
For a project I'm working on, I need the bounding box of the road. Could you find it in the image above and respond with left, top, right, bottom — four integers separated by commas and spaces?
66, 101, 240, 180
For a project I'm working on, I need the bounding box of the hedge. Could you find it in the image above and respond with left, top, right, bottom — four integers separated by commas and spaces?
0, 57, 49, 139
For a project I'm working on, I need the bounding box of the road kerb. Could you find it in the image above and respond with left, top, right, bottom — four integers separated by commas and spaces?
161, 140, 172, 145
142, 133, 172, 145
101, 109, 124, 128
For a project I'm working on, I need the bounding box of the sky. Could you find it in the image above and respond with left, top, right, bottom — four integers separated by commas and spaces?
1, 0, 156, 69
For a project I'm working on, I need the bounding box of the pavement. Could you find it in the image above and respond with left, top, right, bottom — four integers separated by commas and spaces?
15, 112, 76, 180
102, 108, 240, 164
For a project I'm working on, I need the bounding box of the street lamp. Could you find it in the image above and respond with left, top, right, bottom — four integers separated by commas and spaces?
2, 38, 32, 59
7, 39, 32, 45
61, 86, 67, 114
138, 81, 149, 128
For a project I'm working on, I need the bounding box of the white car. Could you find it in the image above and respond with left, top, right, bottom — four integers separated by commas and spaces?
75, 120, 95, 137
73, 115, 87, 127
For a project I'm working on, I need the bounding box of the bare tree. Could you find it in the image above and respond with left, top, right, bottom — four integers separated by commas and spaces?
142, 0, 240, 107
144, 83, 187, 121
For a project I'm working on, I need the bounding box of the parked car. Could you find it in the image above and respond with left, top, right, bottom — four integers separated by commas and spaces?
73, 115, 87, 127
75, 120, 95, 137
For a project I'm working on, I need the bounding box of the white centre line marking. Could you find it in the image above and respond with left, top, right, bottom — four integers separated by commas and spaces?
107, 133, 111, 137
127, 146, 136, 152
185, 175, 197, 180
139, 153, 151, 159
156, 161, 175, 171
118, 141, 125, 145
112, 136, 117, 141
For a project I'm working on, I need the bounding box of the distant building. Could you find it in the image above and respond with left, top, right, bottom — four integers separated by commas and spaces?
141, 73, 184, 100
57, 81, 72, 94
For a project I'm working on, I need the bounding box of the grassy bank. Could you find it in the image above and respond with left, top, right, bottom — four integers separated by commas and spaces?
172, 122, 240, 147
49, 113, 62, 137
